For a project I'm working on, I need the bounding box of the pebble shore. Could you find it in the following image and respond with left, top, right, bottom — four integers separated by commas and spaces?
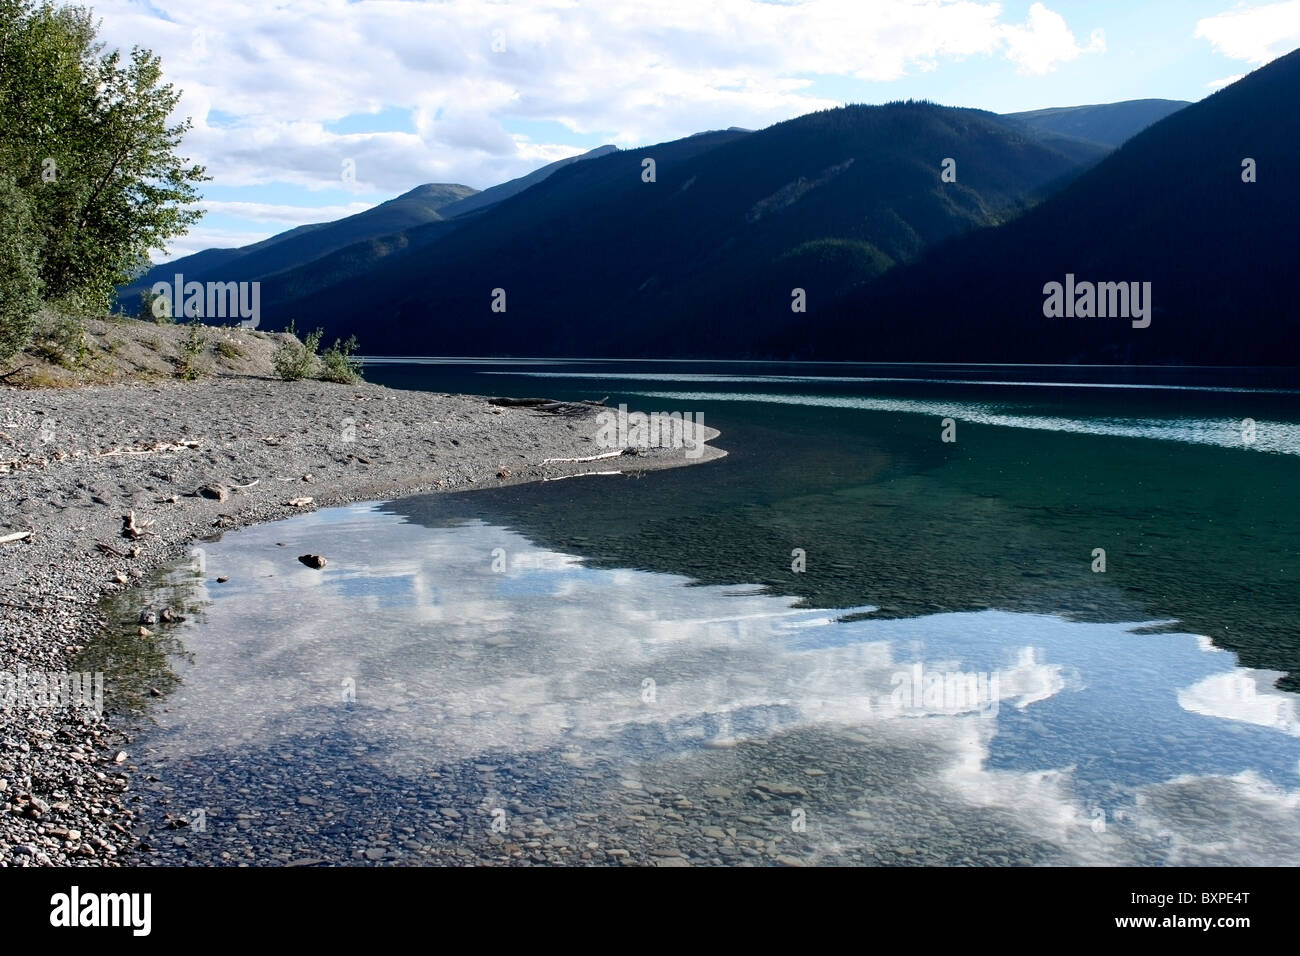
0, 377, 722, 866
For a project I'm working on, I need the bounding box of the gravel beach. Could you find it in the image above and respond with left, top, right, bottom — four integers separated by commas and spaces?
0, 375, 723, 866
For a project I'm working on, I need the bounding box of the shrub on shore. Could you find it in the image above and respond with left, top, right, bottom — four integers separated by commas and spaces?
174, 319, 208, 380
31, 311, 89, 368
213, 338, 243, 361
273, 320, 322, 381
320, 335, 364, 384
138, 288, 174, 323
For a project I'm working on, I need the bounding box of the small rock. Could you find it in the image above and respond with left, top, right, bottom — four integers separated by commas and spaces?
198, 485, 228, 501
138, 610, 157, 625
160, 608, 185, 624
216, 576, 229, 583
287, 497, 313, 508
298, 554, 327, 569
297, 795, 321, 807
755, 782, 808, 798
113, 751, 128, 763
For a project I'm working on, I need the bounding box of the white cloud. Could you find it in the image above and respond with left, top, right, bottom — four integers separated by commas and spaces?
200, 200, 377, 224
1179, 670, 1300, 736
1206, 72, 1246, 89
1196, 0, 1300, 65
158, 229, 286, 259
84, 0, 1105, 199
999, 3, 1106, 75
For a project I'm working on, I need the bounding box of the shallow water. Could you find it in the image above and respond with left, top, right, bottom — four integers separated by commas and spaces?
96, 361, 1300, 865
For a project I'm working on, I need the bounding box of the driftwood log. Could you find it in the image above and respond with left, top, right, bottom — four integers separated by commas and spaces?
488, 396, 608, 417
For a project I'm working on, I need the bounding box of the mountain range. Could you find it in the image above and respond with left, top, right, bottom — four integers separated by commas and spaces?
116, 67, 1298, 366
802, 51, 1299, 365
119, 146, 618, 306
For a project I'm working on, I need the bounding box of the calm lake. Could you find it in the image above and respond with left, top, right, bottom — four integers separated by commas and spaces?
96, 361, 1300, 865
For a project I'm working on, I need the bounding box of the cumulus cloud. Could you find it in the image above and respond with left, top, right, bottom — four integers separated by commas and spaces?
200, 200, 377, 224
999, 3, 1106, 75
87, 0, 1105, 197
82, 1, 1109, 254
1196, 0, 1300, 66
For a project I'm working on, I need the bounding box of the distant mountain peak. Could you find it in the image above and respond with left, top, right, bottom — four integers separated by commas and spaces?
1004, 98, 1190, 148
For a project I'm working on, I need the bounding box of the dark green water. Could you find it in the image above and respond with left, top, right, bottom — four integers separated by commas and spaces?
106, 361, 1300, 866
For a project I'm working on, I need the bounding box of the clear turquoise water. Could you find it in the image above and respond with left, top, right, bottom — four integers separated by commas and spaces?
103, 362, 1300, 865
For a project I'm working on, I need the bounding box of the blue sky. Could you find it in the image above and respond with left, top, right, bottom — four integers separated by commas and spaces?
81, 0, 1300, 261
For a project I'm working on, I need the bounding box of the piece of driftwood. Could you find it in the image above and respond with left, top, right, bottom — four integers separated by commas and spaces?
488, 397, 560, 407
0, 599, 44, 610
0, 365, 31, 382
92, 440, 200, 459
488, 396, 607, 416
95, 541, 125, 557
541, 450, 626, 465
122, 511, 155, 540
0, 530, 33, 545
0, 591, 95, 608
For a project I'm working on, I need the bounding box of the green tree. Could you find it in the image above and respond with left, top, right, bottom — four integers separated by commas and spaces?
0, 0, 206, 320
0, 175, 43, 361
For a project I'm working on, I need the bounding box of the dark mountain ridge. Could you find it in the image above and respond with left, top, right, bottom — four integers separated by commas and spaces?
798, 51, 1300, 366
268, 103, 1107, 356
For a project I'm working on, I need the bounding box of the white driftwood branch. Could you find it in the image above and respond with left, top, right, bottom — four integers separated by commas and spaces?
541, 451, 624, 464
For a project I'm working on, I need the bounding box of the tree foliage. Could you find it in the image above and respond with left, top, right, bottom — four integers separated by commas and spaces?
0, 0, 206, 358
0, 175, 43, 360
